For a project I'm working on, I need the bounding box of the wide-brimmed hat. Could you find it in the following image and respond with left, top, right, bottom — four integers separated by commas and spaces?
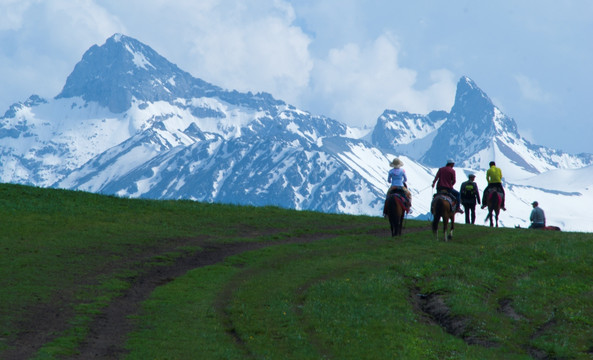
390, 158, 403, 168
446, 159, 455, 165
532, 201, 538, 206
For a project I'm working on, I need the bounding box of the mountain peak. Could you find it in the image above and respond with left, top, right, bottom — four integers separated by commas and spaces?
453, 76, 493, 110
453, 76, 520, 135
419, 76, 521, 166
105, 33, 157, 70
55, 34, 217, 113
110, 33, 128, 42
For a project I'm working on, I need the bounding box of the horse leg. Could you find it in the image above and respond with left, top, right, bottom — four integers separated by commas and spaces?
386, 197, 398, 237
431, 211, 440, 240
448, 215, 454, 241
391, 216, 399, 237
442, 218, 448, 242
397, 205, 404, 236
433, 218, 439, 240
391, 204, 403, 237
393, 214, 399, 237
495, 210, 499, 228
390, 210, 396, 237
492, 195, 500, 227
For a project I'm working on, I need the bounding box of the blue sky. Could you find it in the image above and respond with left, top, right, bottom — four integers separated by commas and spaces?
1, 0, 592, 153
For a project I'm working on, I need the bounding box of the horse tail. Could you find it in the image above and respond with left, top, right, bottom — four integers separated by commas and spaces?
387, 195, 402, 236
387, 196, 396, 223
431, 199, 443, 233
488, 191, 501, 210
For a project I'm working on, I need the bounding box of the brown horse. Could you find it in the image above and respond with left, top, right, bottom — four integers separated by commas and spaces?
484, 190, 502, 227
431, 194, 455, 241
385, 194, 405, 237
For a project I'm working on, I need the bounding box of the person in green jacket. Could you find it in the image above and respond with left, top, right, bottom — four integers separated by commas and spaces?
481, 161, 506, 211
460, 174, 481, 224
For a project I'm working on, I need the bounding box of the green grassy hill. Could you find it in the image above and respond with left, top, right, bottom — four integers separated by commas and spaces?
1, 183, 592, 359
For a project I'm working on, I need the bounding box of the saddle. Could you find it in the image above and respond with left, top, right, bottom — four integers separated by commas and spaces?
432, 190, 456, 212
485, 187, 504, 203
383, 188, 412, 215
392, 193, 412, 213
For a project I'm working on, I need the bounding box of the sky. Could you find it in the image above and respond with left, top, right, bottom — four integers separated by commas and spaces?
1, 0, 592, 154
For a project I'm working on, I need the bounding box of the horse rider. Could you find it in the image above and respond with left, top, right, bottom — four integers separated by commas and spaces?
432, 159, 463, 213
387, 158, 411, 200
460, 173, 481, 224
529, 201, 546, 229
481, 161, 506, 211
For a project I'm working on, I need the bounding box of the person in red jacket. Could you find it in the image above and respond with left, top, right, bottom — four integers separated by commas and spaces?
432, 159, 463, 213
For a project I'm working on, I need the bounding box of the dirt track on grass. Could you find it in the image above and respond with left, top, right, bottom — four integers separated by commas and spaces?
3, 225, 429, 359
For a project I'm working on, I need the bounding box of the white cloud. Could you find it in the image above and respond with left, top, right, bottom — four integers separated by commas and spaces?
303, 34, 456, 127
514, 74, 552, 102
182, 3, 312, 100
0, 0, 32, 31
0, 0, 125, 109
518, 126, 536, 144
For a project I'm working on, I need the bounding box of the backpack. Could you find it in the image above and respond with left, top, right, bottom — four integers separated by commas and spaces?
461, 182, 475, 199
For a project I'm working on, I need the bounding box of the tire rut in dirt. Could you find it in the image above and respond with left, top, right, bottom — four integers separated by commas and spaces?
75, 233, 337, 358
73, 241, 273, 359
411, 287, 500, 348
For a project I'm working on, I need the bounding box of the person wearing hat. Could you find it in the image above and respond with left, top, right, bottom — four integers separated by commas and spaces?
387, 158, 411, 199
529, 201, 546, 229
431, 159, 463, 213
481, 161, 506, 211
460, 173, 481, 224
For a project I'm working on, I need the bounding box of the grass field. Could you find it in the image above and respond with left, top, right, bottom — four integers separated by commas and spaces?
1, 183, 592, 359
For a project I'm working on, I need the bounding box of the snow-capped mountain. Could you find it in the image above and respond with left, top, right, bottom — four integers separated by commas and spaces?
0, 34, 397, 216
0, 34, 285, 187
57, 106, 392, 214
371, 110, 447, 160
1, 34, 592, 231
373, 76, 593, 180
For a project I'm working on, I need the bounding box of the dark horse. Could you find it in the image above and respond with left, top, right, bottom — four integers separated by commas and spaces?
484, 190, 502, 227
431, 194, 455, 241
385, 194, 405, 237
